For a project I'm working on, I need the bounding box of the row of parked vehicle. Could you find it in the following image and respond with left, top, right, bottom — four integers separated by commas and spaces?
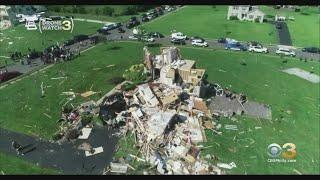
219, 38, 297, 57
170, 32, 209, 47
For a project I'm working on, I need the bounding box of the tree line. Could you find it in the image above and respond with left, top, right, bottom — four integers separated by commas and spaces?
47, 5, 155, 17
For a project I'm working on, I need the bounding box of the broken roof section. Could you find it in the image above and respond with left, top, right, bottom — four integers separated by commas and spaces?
147, 110, 176, 141
134, 83, 159, 107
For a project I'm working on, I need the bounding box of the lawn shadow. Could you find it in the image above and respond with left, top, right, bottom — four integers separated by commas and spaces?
106, 46, 122, 51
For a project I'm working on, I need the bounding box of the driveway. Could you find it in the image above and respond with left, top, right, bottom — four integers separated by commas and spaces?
0, 126, 118, 174
275, 21, 292, 46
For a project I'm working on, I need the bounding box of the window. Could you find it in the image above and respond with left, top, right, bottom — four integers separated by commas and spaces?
249, 15, 254, 19
233, 6, 239, 10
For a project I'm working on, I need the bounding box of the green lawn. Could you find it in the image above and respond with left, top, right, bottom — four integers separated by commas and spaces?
260, 6, 320, 48
0, 152, 59, 174
142, 6, 278, 44
0, 41, 144, 139
0, 21, 101, 65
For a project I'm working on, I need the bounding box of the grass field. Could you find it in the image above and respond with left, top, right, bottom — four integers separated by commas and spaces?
0, 42, 318, 174
142, 5, 319, 48
0, 42, 144, 139
0, 21, 101, 65
0, 152, 59, 174
142, 6, 278, 44
260, 6, 320, 48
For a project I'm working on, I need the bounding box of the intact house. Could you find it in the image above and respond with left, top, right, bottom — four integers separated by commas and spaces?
0, 5, 12, 30
227, 5, 265, 23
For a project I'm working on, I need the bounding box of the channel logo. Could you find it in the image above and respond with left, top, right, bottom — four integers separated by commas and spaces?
267, 143, 297, 162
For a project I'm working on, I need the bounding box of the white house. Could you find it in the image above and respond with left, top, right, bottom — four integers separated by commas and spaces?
0, 5, 12, 30
227, 5, 265, 23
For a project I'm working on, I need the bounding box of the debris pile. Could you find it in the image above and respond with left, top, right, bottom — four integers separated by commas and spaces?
103, 46, 228, 175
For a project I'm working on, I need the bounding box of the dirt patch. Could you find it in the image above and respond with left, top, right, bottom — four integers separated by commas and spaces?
282, 68, 320, 83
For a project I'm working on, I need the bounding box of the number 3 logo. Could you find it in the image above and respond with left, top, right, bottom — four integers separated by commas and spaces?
282, 143, 297, 159
62, 20, 71, 31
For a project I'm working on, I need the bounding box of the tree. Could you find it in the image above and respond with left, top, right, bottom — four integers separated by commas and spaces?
95, 8, 101, 15
102, 7, 115, 16
53, 6, 61, 12
72, 7, 78, 14
122, 6, 137, 15
78, 7, 87, 14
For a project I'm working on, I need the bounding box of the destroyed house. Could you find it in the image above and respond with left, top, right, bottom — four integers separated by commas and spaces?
134, 83, 159, 107
145, 46, 206, 86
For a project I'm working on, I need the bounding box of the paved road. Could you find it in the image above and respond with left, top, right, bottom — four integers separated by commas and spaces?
0, 126, 118, 174
104, 27, 320, 62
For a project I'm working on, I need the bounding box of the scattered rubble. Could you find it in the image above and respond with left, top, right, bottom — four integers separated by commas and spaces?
85, 146, 104, 157
50, 46, 272, 175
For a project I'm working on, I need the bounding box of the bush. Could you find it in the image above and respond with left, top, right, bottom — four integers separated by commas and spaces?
301, 12, 309, 15
254, 17, 261, 23
122, 64, 147, 83
72, 7, 78, 14
282, 60, 288, 63
95, 8, 101, 15
122, 6, 138, 15
53, 6, 61, 12
52, 133, 63, 141
265, 14, 275, 19
81, 114, 93, 126
295, 8, 300, 12
229, 16, 239, 20
122, 82, 137, 91
102, 7, 115, 16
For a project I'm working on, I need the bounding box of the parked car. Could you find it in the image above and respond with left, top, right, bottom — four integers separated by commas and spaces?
141, 14, 149, 22
276, 22, 282, 29
126, 20, 140, 29
248, 45, 268, 53
218, 38, 226, 43
118, 27, 125, 33
102, 23, 115, 31
171, 32, 187, 40
171, 38, 186, 45
148, 32, 164, 38
141, 36, 155, 42
225, 42, 247, 51
276, 48, 296, 57
302, 47, 320, 54
129, 16, 138, 22
0, 71, 22, 83
128, 35, 139, 40
97, 28, 110, 35
191, 39, 208, 47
